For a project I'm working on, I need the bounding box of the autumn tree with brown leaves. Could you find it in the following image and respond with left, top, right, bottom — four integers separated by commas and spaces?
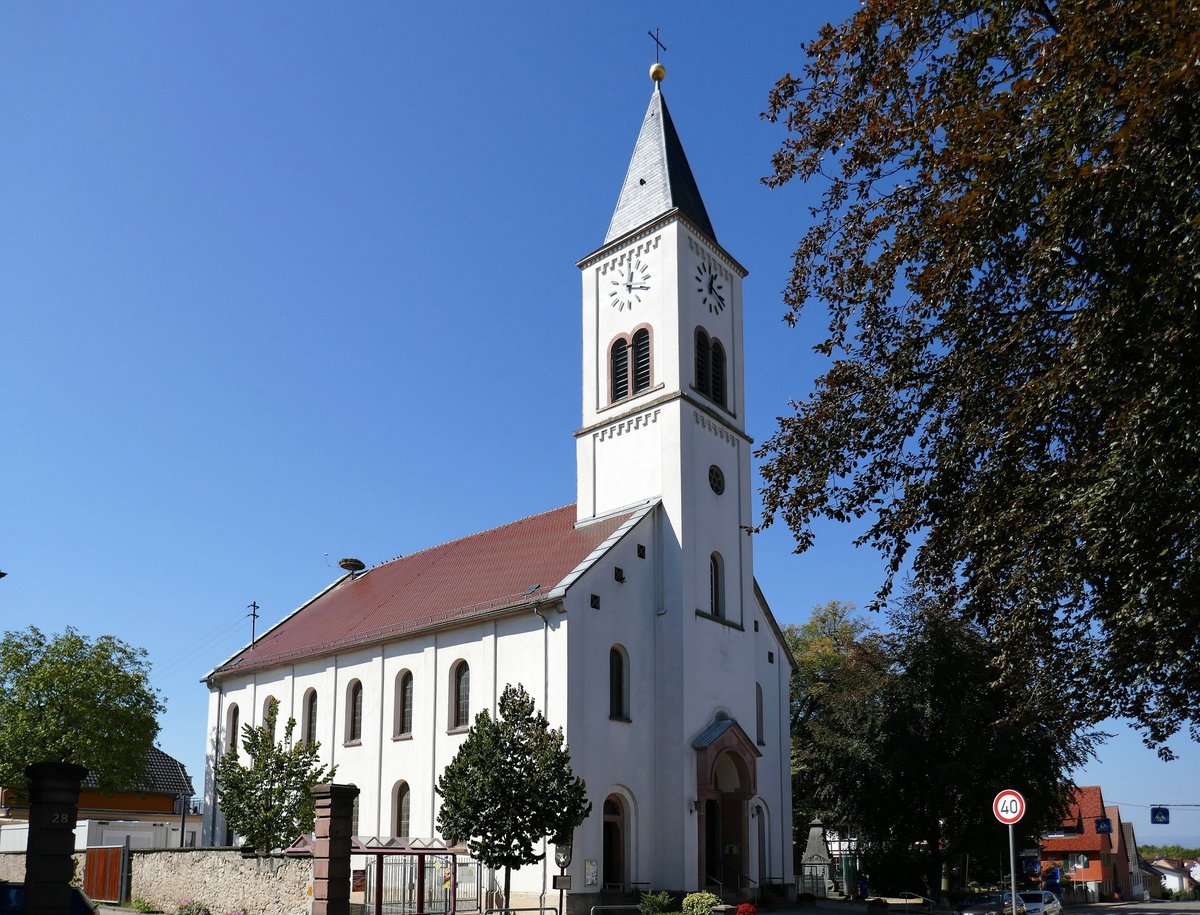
760, 0, 1199, 754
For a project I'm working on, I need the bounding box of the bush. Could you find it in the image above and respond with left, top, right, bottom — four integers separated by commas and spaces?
131, 901, 162, 914
736, 904, 757, 915
682, 892, 720, 915
641, 891, 674, 915
175, 901, 211, 915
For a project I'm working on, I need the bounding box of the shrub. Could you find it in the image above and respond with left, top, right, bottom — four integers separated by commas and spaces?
682, 892, 720, 915
131, 901, 162, 914
641, 891, 674, 915
175, 901, 212, 915
736, 904, 757, 915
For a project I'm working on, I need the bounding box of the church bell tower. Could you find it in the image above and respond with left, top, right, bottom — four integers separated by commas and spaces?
575, 62, 753, 626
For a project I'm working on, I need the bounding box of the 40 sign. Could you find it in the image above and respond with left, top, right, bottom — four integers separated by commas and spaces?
994, 789, 1026, 825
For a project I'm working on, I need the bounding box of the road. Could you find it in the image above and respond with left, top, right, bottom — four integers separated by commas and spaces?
1070, 903, 1200, 915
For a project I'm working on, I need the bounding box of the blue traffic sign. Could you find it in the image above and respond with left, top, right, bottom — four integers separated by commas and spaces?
1095, 817, 1112, 834
1151, 806, 1170, 824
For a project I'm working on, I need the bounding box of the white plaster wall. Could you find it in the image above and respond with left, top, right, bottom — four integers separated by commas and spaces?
204, 610, 558, 896
562, 510, 660, 896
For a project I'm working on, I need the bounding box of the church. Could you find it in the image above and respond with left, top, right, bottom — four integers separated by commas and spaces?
202, 63, 795, 905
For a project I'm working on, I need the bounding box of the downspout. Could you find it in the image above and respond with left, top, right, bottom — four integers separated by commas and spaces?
208, 678, 223, 844
533, 605, 551, 914
377, 644, 386, 836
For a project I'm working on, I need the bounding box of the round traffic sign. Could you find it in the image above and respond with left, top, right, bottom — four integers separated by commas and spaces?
993, 789, 1026, 824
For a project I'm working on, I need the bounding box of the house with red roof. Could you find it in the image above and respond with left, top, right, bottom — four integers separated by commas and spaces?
1, 746, 199, 849
203, 64, 795, 911
1039, 786, 1116, 901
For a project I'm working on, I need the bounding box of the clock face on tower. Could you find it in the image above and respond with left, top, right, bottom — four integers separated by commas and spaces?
609, 257, 651, 311
696, 259, 726, 314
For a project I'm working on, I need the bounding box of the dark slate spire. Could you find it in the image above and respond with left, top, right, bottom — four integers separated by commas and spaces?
605, 83, 716, 245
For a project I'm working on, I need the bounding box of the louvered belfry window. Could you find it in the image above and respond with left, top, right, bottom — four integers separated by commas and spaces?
631, 329, 651, 393
695, 328, 711, 397
711, 340, 727, 407
611, 339, 630, 402
695, 328, 728, 409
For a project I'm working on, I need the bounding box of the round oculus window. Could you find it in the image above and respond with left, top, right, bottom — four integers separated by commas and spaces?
708, 464, 725, 495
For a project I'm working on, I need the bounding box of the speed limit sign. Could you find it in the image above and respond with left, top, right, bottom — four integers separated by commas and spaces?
994, 789, 1026, 824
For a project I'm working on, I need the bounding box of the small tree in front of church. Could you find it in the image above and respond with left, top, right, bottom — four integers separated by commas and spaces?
214, 698, 336, 853
436, 683, 592, 909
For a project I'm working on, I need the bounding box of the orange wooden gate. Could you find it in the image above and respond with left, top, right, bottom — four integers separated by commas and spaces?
83, 845, 127, 902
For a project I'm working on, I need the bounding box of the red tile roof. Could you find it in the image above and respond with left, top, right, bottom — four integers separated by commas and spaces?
1041, 786, 1113, 853
209, 504, 636, 680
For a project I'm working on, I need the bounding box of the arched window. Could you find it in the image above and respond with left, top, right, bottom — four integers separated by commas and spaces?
695, 328, 711, 397
346, 680, 363, 743
393, 781, 411, 838
302, 689, 318, 747
609, 646, 629, 720
226, 703, 240, 757
711, 340, 726, 407
263, 696, 278, 741
394, 670, 413, 738
451, 661, 470, 729
609, 329, 653, 404
694, 328, 728, 408
755, 683, 765, 745
631, 328, 651, 393
709, 552, 724, 620
610, 338, 629, 402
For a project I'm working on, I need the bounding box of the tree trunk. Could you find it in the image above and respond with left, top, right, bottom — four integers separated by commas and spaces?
503, 866, 512, 912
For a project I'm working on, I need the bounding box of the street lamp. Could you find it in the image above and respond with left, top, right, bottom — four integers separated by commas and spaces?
554, 834, 573, 915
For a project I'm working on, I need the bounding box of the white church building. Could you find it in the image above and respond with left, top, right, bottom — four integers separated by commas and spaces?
203, 65, 795, 904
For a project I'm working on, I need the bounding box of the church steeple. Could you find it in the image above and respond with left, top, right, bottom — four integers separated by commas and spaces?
578, 64, 746, 526
605, 72, 716, 246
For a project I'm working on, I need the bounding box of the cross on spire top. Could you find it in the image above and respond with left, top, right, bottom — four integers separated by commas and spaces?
647, 27, 666, 63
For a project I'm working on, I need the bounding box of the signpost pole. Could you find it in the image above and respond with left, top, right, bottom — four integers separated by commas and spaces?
1008, 824, 1018, 915
993, 789, 1026, 915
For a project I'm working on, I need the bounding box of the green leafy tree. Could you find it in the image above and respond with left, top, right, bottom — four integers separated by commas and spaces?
0, 626, 165, 792
436, 683, 592, 908
785, 598, 1100, 891
759, 0, 1200, 753
214, 698, 336, 853
784, 602, 892, 842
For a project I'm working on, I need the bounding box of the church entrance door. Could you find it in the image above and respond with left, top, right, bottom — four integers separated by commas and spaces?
602, 795, 626, 890
693, 717, 761, 897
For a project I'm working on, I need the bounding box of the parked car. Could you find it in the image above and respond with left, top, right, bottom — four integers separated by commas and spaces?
956, 894, 1028, 915
1018, 891, 1062, 915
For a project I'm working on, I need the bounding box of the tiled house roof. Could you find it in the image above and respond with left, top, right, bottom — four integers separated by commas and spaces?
208, 504, 640, 680
1042, 786, 1113, 853
82, 746, 194, 796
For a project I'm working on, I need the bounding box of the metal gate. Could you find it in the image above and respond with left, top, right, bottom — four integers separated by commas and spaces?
366, 854, 483, 914
83, 845, 128, 903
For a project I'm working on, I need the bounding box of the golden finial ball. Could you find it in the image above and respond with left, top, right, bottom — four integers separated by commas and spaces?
649, 62, 666, 83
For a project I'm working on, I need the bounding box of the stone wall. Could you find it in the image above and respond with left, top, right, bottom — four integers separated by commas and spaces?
0, 851, 26, 881
130, 849, 310, 915
0, 851, 85, 885
1, 848, 310, 915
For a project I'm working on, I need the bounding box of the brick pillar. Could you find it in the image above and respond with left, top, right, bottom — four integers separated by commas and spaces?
24, 762, 88, 915
311, 782, 359, 915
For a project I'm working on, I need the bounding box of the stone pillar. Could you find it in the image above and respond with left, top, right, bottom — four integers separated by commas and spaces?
24, 762, 88, 915
311, 783, 359, 915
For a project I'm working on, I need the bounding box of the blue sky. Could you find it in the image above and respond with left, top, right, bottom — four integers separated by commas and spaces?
2, 3, 1195, 847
